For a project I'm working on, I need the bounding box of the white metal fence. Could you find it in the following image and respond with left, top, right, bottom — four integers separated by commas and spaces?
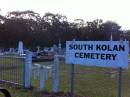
0, 51, 32, 88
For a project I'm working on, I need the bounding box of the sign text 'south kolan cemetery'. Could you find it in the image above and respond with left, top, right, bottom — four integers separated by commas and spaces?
66, 41, 129, 68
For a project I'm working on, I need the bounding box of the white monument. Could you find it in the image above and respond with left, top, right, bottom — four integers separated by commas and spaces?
18, 41, 24, 55
36, 46, 40, 53
58, 40, 61, 54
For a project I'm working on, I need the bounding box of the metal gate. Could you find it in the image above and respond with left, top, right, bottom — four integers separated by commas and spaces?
0, 55, 24, 86
0, 51, 32, 89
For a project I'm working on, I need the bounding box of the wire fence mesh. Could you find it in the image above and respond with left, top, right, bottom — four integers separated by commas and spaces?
30, 59, 130, 97
0, 55, 24, 87
57, 60, 130, 97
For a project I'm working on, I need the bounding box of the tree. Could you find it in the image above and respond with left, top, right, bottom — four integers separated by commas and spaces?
4, 10, 42, 47
125, 30, 130, 41
0, 10, 126, 48
42, 12, 69, 46
85, 19, 103, 40
100, 21, 121, 40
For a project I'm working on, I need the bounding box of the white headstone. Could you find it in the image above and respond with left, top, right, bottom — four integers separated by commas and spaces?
53, 44, 58, 54
58, 40, 62, 54
36, 46, 40, 53
110, 33, 113, 41
18, 41, 24, 55
58, 40, 61, 49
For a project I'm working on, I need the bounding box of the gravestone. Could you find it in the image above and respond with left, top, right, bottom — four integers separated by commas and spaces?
58, 40, 61, 54
18, 41, 24, 55
36, 46, 40, 53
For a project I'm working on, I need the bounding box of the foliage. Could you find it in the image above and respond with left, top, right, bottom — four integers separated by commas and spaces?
0, 10, 128, 48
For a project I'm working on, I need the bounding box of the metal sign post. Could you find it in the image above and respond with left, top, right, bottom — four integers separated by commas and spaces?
118, 67, 122, 97
70, 64, 75, 97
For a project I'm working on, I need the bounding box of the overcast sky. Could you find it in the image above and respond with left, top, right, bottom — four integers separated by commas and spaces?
0, 0, 130, 29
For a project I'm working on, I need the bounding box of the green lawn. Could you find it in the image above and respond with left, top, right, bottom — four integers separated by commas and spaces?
0, 60, 130, 97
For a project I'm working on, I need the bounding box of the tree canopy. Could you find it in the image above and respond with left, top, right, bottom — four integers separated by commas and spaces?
0, 10, 129, 48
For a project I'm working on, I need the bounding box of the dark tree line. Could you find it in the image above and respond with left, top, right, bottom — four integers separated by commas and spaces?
0, 10, 130, 48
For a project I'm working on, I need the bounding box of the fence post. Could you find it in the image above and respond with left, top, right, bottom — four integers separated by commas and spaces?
24, 51, 32, 89
45, 68, 48, 80
70, 64, 75, 97
118, 67, 122, 97
34, 68, 38, 80
40, 66, 45, 92
53, 44, 59, 93
53, 55, 59, 93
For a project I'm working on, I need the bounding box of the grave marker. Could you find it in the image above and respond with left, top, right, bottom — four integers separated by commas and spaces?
18, 41, 24, 55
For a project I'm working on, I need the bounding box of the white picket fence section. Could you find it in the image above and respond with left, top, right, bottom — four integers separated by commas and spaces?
32, 63, 53, 92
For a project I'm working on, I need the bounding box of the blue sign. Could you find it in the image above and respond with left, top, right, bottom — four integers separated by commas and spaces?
66, 41, 129, 69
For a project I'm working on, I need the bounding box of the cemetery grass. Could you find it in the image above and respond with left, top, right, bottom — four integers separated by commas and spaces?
0, 61, 130, 97
0, 57, 24, 85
